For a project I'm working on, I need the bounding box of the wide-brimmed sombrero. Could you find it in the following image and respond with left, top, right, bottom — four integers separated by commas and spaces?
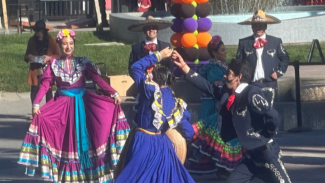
128, 16, 173, 32
238, 10, 281, 25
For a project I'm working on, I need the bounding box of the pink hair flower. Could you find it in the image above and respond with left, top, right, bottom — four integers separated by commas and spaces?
210, 35, 222, 49
56, 29, 77, 41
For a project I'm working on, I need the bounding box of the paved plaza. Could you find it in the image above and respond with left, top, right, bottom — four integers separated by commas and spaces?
0, 89, 325, 183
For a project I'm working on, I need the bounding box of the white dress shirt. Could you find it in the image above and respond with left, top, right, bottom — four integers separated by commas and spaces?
145, 38, 158, 55
253, 34, 266, 82
235, 83, 249, 94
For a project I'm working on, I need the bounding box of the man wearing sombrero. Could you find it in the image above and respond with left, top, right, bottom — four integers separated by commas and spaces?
236, 10, 290, 106
128, 16, 173, 70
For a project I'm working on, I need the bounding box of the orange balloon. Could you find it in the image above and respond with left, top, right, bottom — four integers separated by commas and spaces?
170, 33, 183, 48
196, 32, 212, 47
195, 0, 209, 3
173, 0, 182, 3
181, 33, 197, 48
182, 0, 194, 3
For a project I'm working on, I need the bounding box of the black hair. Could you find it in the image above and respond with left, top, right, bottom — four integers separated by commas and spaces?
228, 59, 253, 83
34, 29, 49, 40
57, 38, 76, 44
207, 40, 224, 58
251, 23, 267, 30
143, 25, 159, 32
152, 64, 175, 87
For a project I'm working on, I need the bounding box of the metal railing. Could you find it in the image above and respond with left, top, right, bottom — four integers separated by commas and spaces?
37, 0, 92, 21
288, 40, 325, 132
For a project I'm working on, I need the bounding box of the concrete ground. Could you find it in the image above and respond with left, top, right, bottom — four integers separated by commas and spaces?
1, 15, 325, 182
0, 26, 325, 181
0, 92, 325, 183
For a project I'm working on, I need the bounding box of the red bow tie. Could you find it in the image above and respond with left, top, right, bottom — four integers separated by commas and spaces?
144, 43, 157, 52
254, 38, 267, 49
227, 94, 236, 110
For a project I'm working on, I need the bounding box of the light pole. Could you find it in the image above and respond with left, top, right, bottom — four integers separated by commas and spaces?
1, 0, 9, 34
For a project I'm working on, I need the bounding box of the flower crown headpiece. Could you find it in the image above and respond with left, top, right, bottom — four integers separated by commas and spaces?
57, 29, 76, 41
209, 35, 222, 50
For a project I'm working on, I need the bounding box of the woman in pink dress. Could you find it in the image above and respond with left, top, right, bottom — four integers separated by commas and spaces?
17, 29, 130, 182
138, 0, 151, 12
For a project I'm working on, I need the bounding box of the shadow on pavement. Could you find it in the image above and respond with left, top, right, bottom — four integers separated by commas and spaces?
0, 120, 30, 140
0, 114, 31, 119
283, 155, 325, 165
0, 150, 43, 182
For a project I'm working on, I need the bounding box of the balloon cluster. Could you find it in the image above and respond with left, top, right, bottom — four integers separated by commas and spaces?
170, 0, 212, 75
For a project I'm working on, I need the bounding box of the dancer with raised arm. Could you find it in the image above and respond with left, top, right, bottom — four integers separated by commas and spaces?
18, 29, 130, 183
115, 48, 195, 183
172, 51, 291, 183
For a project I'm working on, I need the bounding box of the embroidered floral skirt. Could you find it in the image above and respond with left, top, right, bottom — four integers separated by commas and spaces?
186, 109, 245, 173
17, 91, 130, 182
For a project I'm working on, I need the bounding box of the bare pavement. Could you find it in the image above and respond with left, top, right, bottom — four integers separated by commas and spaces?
1, 65, 325, 182
0, 91, 324, 183
1, 64, 325, 182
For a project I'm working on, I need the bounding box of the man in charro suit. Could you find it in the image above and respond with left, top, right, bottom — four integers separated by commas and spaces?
128, 16, 172, 71
236, 10, 290, 106
172, 51, 292, 183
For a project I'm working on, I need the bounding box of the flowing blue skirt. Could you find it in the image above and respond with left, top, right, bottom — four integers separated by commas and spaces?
115, 131, 195, 183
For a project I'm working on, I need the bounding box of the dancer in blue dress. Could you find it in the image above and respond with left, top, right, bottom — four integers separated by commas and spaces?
115, 48, 195, 183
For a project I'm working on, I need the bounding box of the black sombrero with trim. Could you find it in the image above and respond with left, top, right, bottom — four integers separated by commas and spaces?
128, 16, 173, 32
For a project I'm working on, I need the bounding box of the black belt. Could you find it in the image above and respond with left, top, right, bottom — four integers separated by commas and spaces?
253, 79, 269, 84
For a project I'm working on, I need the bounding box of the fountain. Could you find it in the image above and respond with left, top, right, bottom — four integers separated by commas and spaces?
110, 0, 325, 45
111, 1, 325, 130
209, 0, 283, 15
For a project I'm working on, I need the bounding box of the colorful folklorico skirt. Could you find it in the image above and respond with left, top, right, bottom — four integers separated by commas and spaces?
186, 99, 244, 173
18, 90, 130, 183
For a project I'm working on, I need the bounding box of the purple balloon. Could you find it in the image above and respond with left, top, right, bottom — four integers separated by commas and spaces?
171, 18, 183, 33
182, 18, 198, 33
197, 18, 212, 32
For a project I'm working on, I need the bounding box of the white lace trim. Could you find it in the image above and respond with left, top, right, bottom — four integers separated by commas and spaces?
144, 73, 187, 130
51, 57, 90, 85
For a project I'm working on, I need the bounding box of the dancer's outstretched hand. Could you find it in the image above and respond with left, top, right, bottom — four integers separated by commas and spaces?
159, 47, 173, 60
42, 55, 52, 65
32, 108, 41, 116
172, 50, 190, 74
171, 50, 184, 67
115, 96, 122, 105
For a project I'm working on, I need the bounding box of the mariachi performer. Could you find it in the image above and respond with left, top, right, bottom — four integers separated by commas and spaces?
17, 29, 130, 183
114, 48, 195, 183
185, 36, 244, 179
236, 10, 290, 106
128, 16, 172, 71
172, 50, 291, 183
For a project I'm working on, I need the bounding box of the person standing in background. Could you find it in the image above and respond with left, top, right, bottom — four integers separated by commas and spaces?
24, 20, 60, 119
128, 16, 172, 71
137, 0, 151, 12
236, 10, 289, 106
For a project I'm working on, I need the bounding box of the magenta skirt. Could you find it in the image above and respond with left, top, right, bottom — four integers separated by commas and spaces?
17, 90, 130, 183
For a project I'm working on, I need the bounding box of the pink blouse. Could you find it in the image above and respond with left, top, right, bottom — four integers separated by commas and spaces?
33, 56, 117, 105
